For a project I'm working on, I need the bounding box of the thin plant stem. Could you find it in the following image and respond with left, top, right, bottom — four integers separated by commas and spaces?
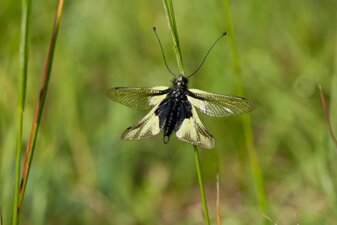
194, 146, 211, 225
223, 0, 268, 215
162, 1, 211, 223
13, 0, 31, 224
17, 0, 65, 213
162, 0, 184, 74
216, 172, 221, 225
1, 208, 3, 225
318, 85, 337, 151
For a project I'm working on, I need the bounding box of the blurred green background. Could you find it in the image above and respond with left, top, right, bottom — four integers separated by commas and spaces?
1, 0, 337, 224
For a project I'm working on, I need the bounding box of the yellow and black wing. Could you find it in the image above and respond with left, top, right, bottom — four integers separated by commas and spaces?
121, 105, 164, 140
176, 106, 215, 149
187, 89, 255, 117
107, 86, 169, 111
108, 86, 169, 140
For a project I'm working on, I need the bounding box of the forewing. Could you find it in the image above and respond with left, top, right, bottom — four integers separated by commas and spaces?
187, 89, 255, 117
122, 106, 161, 140
176, 106, 215, 149
107, 86, 168, 111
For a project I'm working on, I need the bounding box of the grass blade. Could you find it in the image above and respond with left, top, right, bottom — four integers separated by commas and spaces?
1, 208, 3, 225
318, 85, 337, 151
194, 146, 211, 225
216, 172, 221, 225
162, 0, 184, 74
162, 1, 210, 223
17, 0, 65, 214
223, 0, 269, 216
12, 0, 31, 224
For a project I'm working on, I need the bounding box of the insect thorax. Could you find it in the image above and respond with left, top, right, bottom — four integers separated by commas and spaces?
172, 75, 188, 89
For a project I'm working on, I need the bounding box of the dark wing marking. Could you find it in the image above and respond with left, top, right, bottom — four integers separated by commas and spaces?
122, 105, 161, 140
187, 89, 255, 117
176, 106, 215, 149
107, 86, 169, 111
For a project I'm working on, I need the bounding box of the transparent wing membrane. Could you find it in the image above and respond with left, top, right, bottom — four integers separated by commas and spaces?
187, 89, 255, 117
107, 86, 168, 111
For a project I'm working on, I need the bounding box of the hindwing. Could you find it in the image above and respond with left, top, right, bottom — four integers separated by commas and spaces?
121, 88, 169, 140
121, 105, 162, 140
176, 106, 215, 149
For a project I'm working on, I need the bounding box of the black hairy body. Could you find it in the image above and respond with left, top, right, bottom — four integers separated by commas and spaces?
155, 76, 193, 143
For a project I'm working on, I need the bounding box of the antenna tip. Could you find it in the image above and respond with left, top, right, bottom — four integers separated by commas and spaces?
222, 32, 227, 36
153, 26, 157, 31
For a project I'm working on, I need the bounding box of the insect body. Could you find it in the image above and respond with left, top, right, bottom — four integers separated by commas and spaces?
107, 28, 255, 149
155, 76, 192, 143
107, 75, 254, 149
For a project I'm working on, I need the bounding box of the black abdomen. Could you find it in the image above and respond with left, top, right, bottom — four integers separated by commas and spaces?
155, 88, 192, 143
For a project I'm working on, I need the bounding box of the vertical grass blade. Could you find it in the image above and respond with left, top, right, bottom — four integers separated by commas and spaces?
17, 0, 65, 215
194, 146, 211, 225
162, 1, 210, 223
162, 0, 184, 74
329, 38, 337, 151
319, 85, 337, 150
216, 172, 221, 225
223, 0, 269, 216
12, 0, 31, 224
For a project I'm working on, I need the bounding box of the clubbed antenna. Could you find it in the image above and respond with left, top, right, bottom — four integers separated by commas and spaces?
153, 27, 176, 77
187, 32, 227, 78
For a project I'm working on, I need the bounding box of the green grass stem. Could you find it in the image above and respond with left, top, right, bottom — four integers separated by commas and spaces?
162, 1, 211, 223
17, 0, 65, 215
162, 0, 184, 74
223, 0, 269, 216
194, 146, 211, 225
216, 172, 221, 225
12, 0, 31, 224
329, 39, 337, 150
